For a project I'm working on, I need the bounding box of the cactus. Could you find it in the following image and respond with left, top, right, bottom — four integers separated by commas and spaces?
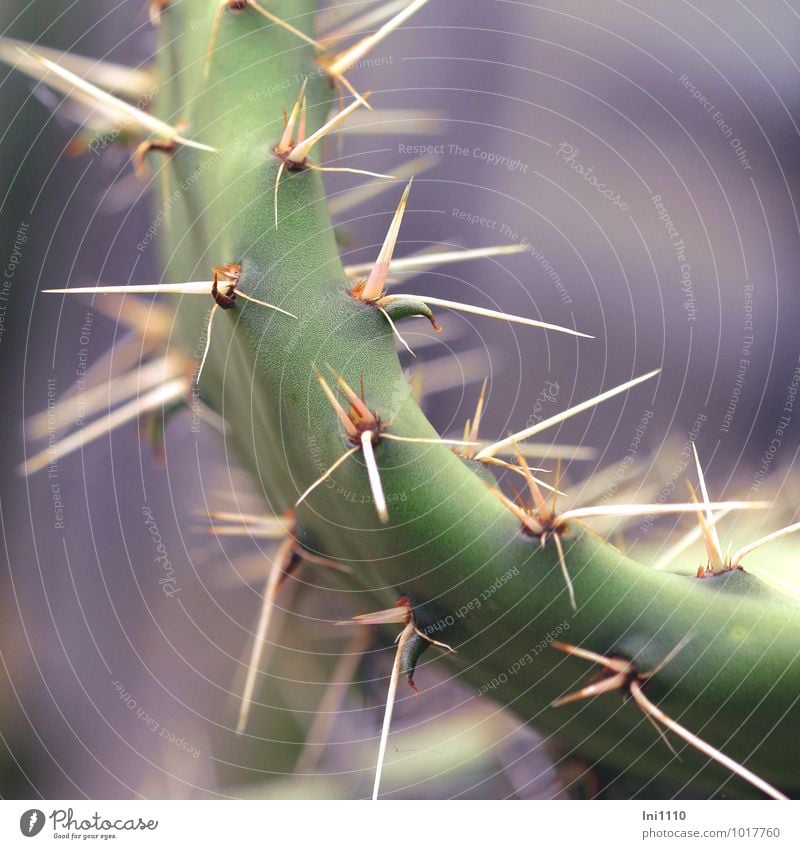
10, 0, 800, 799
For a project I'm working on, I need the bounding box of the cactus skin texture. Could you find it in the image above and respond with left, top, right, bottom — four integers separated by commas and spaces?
146, 1, 799, 797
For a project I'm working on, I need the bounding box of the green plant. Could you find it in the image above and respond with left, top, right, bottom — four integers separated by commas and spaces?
9, 0, 800, 799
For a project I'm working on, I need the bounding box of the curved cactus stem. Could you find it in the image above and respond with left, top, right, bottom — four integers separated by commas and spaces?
94, 0, 800, 799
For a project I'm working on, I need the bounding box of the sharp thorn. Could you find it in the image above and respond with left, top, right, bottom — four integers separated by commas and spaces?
476, 370, 660, 460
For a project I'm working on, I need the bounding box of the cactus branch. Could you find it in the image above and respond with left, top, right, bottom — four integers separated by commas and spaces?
20, 0, 800, 800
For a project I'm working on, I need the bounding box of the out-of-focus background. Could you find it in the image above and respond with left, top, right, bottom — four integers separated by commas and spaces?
1, 0, 799, 799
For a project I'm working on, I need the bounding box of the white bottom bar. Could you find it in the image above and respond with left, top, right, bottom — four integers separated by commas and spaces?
1, 799, 797, 848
